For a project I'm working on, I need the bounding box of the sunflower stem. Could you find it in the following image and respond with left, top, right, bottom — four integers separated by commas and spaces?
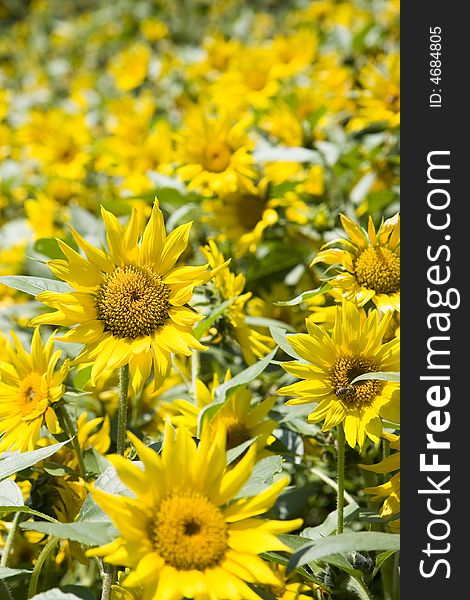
117, 364, 130, 456
191, 349, 200, 402
27, 536, 59, 598
100, 562, 115, 600
0, 511, 21, 567
336, 425, 346, 534
59, 405, 87, 480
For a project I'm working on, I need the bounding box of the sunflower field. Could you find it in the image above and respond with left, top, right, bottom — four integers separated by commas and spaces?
0, 1, 400, 599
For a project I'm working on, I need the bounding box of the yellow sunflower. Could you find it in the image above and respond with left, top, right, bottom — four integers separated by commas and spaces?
176, 109, 256, 197
312, 213, 400, 312
361, 432, 400, 532
0, 328, 69, 452
278, 301, 399, 449
87, 424, 302, 600
348, 52, 400, 131
160, 371, 276, 455
268, 563, 327, 600
30, 202, 209, 393
202, 179, 278, 256
200, 241, 275, 365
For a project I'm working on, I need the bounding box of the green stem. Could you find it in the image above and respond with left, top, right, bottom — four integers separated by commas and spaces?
381, 550, 400, 600
191, 349, 199, 402
27, 536, 59, 598
59, 406, 87, 479
117, 364, 130, 456
0, 512, 21, 567
336, 425, 346, 534
310, 467, 355, 504
100, 562, 115, 600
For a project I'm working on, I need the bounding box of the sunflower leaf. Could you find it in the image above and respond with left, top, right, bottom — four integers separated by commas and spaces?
300, 503, 360, 540
253, 145, 322, 164
269, 327, 304, 361
0, 480, 24, 507
193, 298, 234, 340
350, 372, 400, 384
213, 347, 278, 404
20, 520, 119, 546
0, 275, 71, 296
0, 567, 32, 579
235, 455, 283, 498
30, 588, 90, 599
287, 532, 400, 574
273, 284, 330, 306
0, 506, 60, 522
0, 440, 72, 481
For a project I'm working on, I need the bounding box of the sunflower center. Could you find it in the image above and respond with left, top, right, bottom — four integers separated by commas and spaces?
152, 493, 228, 570
203, 142, 231, 173
354, 246, 400, 294
247, 70, 268, 91
96, 265, 171, 339
236, 194, 267, 231
220, 416, 251, 450
330, 355, 383, 408
18, 373, 47, 416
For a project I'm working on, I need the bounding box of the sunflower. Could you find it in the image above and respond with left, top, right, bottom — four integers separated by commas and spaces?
87, 423, 302, 600
348, 52, 400, 131
360, 432, 400, 532
278, 302, 399, 449
0, 328, 68, 452
176, 109, 256, 197
202, 179, 278, 256
268, 563, 327, 600
312, 213, 400, 312
108, 42, 151, 92
29, 202, 209, 393
200, 241, 274, 365
160, 372, 276, 455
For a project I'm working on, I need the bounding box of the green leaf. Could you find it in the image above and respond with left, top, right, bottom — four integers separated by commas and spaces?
0, 440, 72, 481
226, 438, 257, 465
300, 503, 360, 540
253, 145, 322, 164
0, 506, 59, 522
235, 455, 284, 499
0, 276, 71, 296
350, 372, 400, 385
245, 316, 295, 332
0, 480, 24, 507
31, 589, 87, 600
287, 532, 400, 573
54, 587, 96, 600
213, 347, 278, 403
193, 298, 234, 340
72, 365, 93, 391
34, 238, 65, 260
273, 285, 330, 307
0, 567, 32, 579
20, 520, 118, 546
372, 550, 399, 579
42, 461, 78, 477
269, 327, 304, 361
342, 574, 375, 600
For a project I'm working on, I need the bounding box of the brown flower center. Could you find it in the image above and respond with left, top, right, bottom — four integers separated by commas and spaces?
235, 193, 267, 231
354, 246, 400, 295
152, 493, 228, 570
203, 142, 231, 173
330, 355, 383, 408
96, 265, 171, 339
18, 373, 48, 416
